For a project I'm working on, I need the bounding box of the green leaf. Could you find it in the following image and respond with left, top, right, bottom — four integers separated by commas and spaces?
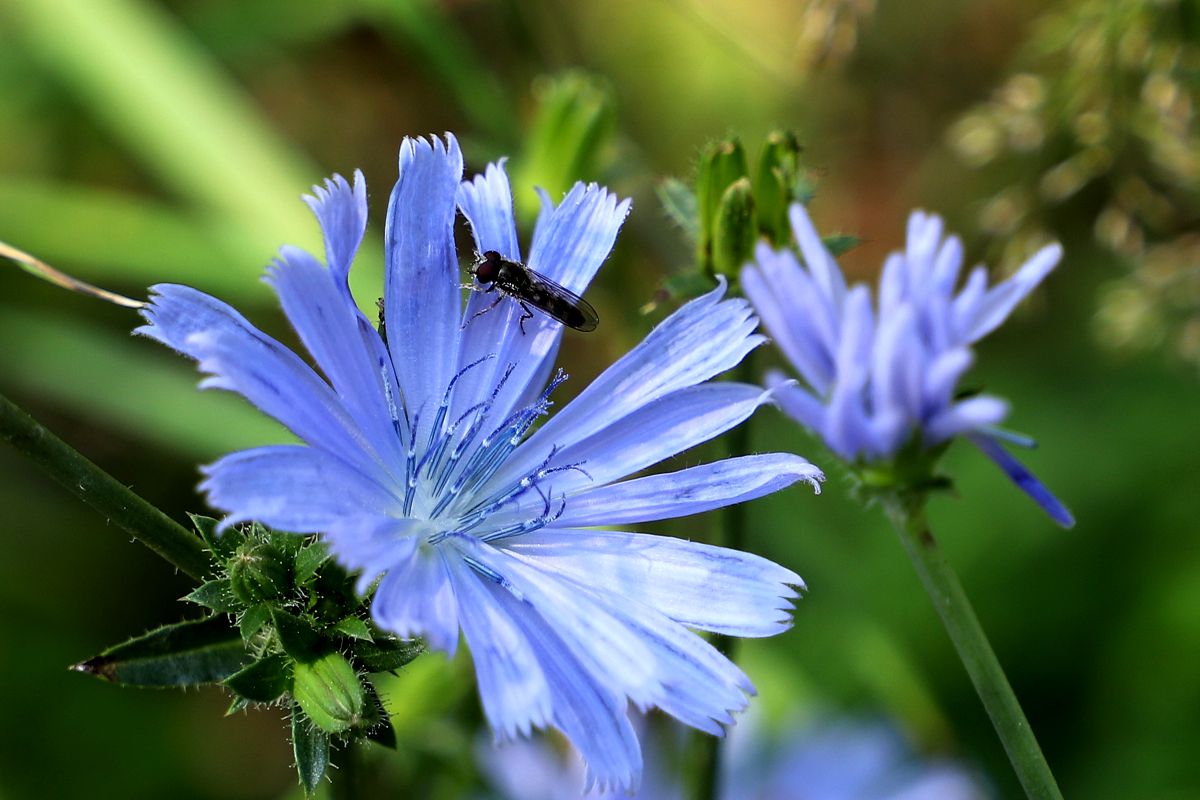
355, 636, 424, 674
333, 616, 374, 643
292, 706, 329, 797
224, 653, 291, 704
183, 578, 239, 613
271, 608, 320, 661
73, 616, 249, 687
657, 178, 699, 243
239, 603, 272, 640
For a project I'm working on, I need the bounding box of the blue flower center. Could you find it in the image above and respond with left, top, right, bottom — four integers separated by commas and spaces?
380, 355, 588, 548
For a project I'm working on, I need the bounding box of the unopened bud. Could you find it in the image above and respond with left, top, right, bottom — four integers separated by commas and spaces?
754, 130, 803, 246
711, 178, 758, 278
696, 138, 750, 273
292, 652, 365, 734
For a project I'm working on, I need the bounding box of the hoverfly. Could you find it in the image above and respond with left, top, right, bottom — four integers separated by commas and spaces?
466, 250, 599, 334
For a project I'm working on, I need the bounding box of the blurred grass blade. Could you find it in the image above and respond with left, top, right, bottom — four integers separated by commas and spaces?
0, 178, 277, 301
182, 0, 362, 59
7, 0, 319, 253
360, 0, 517, 144
0, 307, 289, 457
1, 240, 144, 308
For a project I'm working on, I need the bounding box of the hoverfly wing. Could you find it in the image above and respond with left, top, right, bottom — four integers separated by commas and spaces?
522, 270, 599, 332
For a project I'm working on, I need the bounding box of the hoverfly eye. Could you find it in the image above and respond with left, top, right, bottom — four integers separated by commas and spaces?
474, 251, 501, 284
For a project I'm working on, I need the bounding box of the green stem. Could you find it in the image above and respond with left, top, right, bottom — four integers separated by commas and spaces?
0, 390, 209, 580
882, 495, 1062, 800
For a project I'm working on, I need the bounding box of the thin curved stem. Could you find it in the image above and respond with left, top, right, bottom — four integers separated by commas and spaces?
883, 495, 1062, 800
0, 390, 209, 580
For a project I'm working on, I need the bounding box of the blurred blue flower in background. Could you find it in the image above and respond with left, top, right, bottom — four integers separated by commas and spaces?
742, 205, 1073, 527
137, 134, 823, 791
480, 710, 988, 800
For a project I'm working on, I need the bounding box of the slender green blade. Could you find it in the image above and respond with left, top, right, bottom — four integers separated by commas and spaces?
6, 0, 317, 251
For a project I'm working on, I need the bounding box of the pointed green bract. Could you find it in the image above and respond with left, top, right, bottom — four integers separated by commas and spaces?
189, 513, 240, 563
239, 603, 272, 640
270, 608, 322, 661
73, 616, 249, 687
355, 635, 425, 674
334, 616, 375, 642
292, 705, 330, 797
224, 653, 291, 704
183, 578, 239, 613
293, 541, 330, 588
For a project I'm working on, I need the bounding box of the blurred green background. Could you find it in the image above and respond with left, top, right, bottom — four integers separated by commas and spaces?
2, 0, 1198, 797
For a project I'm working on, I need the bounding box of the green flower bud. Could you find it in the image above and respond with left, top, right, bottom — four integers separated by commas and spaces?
228, 540, 292, 605
711, 177, 758, 278
292, 652, 365, 734
696, 138, 750, 273
754, 130, 803, 246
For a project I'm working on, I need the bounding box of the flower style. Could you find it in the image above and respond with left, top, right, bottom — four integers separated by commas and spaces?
742, 205, 1072, 527
136, 134, 822, 791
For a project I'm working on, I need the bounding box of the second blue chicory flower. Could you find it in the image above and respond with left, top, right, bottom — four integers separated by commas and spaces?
743, 205, 1072, 526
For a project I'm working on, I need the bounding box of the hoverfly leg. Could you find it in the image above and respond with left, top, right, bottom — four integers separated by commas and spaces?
518, 302, 535, 335
462, 291, 503, 331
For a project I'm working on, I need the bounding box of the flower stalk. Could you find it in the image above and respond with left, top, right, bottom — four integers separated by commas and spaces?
882, 493, 1062, 800
0, 389, 209, 580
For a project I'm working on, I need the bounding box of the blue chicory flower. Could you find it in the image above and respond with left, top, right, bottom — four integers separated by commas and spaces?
136, 134, 823, 792
742, 205, 1073, 527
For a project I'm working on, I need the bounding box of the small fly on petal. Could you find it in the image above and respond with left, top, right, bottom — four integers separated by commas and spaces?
467, 250, 599, 334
